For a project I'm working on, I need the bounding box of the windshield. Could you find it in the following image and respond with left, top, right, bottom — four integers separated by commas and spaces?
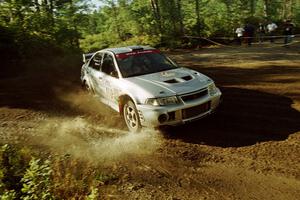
116, 52, 178, 78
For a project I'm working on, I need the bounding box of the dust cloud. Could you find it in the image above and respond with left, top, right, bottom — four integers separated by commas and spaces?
55, 87, 112, 114
35, 117, 162, 163
55, 87, 124, 128
30, 88, 163, 163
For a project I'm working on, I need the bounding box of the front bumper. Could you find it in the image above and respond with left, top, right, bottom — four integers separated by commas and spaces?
136, 88, 222, 127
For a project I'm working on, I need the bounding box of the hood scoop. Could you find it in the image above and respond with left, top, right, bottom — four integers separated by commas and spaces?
164, 75, 193, 84
164, 79, 179, 84
181, 75, 192, 81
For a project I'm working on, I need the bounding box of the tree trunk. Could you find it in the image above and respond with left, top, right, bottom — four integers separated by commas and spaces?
250, 0, 256, 16
150, 0, 162, 34
69, 0, 80, 47
263, 0, 270, 19
34, 0, 40, 13
195, 0, 200, 37
49, 0, 55, 27
284, 0, 292, 19
177, 0, 184, 36
110, 1, 122, 40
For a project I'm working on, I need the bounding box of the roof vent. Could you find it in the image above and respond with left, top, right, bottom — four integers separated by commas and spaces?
128, 46, 144, 51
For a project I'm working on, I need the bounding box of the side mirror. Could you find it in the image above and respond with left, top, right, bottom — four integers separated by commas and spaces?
110, 70, 119, 78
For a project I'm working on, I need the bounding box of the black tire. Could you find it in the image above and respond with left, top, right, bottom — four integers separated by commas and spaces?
123, 100, 142, 132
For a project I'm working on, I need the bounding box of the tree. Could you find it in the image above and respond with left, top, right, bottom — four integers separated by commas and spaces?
1, 0, 300, 55
150, 0, 162, 34
177, 0, 184, 35
195, 0, 201, 36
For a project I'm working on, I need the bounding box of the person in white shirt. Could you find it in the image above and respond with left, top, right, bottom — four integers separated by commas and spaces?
266, 22, 278, 43
235, 26, 244, 45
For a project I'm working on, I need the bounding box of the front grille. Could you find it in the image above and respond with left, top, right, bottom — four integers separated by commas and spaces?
182, 102, 210, 119
168, 111, 176, 121
181, 89, 208, 102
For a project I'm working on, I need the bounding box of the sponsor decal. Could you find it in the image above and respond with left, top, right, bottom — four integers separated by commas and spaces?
116, 49, 160, 59
160, 71, 175, 77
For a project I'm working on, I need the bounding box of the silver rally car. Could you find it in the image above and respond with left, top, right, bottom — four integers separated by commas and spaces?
81, 46, 221, 132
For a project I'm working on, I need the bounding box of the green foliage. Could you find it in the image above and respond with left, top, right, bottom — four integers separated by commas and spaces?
1, 0, 300, 55
0, 145, 56, 200
0, 190, 17, 200
0, 144, 27, 196
0, 0, 86, 60
202, 0, 229, 36
0, 145, 108, 199
85, 187, 99, 200
80, 33, 162, 52
80, 33, 115, 52
79, 0, 300, 50
118, 35, 162, 47
21, 158, 54, 200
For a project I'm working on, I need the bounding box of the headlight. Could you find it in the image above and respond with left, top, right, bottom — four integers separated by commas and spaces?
208, 83, 218, 96
145, 96, 180, 106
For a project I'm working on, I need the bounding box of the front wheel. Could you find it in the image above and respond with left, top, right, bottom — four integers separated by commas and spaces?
123, 100, 141, 132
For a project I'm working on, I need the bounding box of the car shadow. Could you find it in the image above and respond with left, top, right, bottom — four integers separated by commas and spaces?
161, 87, 300, 147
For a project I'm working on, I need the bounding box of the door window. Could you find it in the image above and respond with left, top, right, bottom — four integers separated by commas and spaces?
101, 53, 118, 77
89, 52, 103, 70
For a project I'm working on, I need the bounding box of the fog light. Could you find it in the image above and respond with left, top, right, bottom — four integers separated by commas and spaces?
158, 114, 168, 124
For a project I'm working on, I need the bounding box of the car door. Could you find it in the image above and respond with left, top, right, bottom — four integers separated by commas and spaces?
87, 52, 105, 97
98, 52, 121, 111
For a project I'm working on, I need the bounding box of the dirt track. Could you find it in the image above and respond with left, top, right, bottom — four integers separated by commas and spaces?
1, 43, 300, 199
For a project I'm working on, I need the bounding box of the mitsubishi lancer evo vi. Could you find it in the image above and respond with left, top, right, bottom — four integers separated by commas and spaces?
81, 46, 221, 132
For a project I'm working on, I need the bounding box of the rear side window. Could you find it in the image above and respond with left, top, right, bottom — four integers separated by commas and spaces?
89, 52, 103, 70
101, 53, 118, 77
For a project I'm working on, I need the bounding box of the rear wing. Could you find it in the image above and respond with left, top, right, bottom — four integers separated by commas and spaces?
82, 52, 95, 63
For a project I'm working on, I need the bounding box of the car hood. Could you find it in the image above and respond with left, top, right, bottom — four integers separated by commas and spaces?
124, 68, 211, 97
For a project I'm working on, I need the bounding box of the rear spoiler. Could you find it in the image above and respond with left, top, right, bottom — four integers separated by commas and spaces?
82, 52, 95, 63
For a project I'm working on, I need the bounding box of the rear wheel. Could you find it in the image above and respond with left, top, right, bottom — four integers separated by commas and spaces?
123, 100, 141, 132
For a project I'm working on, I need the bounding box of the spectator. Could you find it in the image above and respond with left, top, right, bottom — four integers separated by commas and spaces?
283, 19, 294, 45
244, 23, 255, 46
235, 26, 244, 45
266, 21, 278, 43
257, 22, 266, 44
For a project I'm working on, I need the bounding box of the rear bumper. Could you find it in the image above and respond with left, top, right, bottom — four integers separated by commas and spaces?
136, 89, 222, 127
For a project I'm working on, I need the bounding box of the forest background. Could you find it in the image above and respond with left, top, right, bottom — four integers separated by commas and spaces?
1, 0, 300, 63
